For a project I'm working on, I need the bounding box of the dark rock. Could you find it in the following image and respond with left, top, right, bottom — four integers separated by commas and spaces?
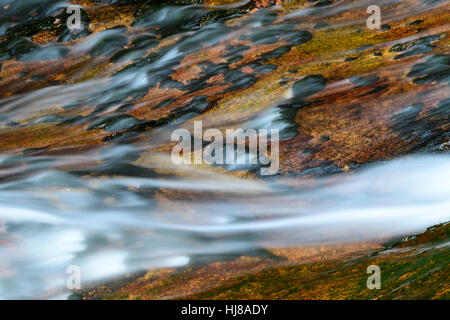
314, 21, 329, 30
390, 103, 423, 126
89, 32, 128, 57
308, 0, 332, 7
407, 20, 424, 26
29, 115, 63, 124
227, 56, 244, 65
251, 64, 277, 74
110, 47, 147, 63
61, 115, 87, 125
283, 30, 313, 47
428, 98, 450, 118
20, 45, 69, 61
363, 85, 387, 95
57, 28, 91, 43
350, 76, 379, 88
300, 165, 342, 177
174, 96, 217, 114
356, 44, 373, 52
87, 114, 144, 132
0, 50, 11, 62
2, 37, 38, 59
407, 53, 450, 84
301, 147, 317, 156
390, 35, 441, 60
131, 35, 159, 49
259, 46, 290, 62
152, 98, 177, 110
292, 75, 327, 100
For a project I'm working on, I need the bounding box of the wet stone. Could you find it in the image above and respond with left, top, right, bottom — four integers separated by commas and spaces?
308, 0, 331, 6
277, 99, 312, 110
291, 75, 327, 100
31, 75, 48, 81
381, 24, 391, 31
132, 35, 159, 49
363, 85, 387, 96
60, 115, 87, 125
198, 5, 249, 27
300, 165, 342, 177
62, 100, 85, 109
152, 98, 177, 110
87, 114, 144, 132
269, 107, 300, 139
240, 30, 279, 45
390, 100, 448, 152
3, 6, 91, 43
283, 30, 313, 47
22, 147, 49, 155
356, 44, 374, 52
29, 115, 63, 125
301, 147, 317, 156
390, 35, 441, 60
160, 79, 185, 90
58, 28, 91, 43
314, 21, 328, 30
6, 121, 20, 127
314, 0, 332, 6
227, 56, 244, 65
320, 135, 330, 142
225, 45, 251, 57
6, 15, 60, 40
222, 68, 259, 92
174, 96, 216, 114
92, 100, 122, 115
89, 33, 129, 57
0, 50, 11, 62
258, 46, 290, 62
1, 37, 38, 59
407, 53, 450, 84
20, 45, 69, 62
191, 97, 217, 114
0, 17, 11, 37
407, 19, 424, 26
243, 9, 278, 26
133, 5, 212, 38
428, 98, 450, 118
250, 63, 277, 74
111, 47, 148, 63
350, 76, 380, 88
390, 103, 423, 126
116, 103, 136, 113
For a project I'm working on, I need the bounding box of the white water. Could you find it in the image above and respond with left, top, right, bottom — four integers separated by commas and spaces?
0, 154, 449, 299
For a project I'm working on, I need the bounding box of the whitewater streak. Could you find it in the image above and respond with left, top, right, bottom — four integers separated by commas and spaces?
0, 154, 449, 299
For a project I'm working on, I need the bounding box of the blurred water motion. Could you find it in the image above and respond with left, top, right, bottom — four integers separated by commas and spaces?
0, 0, 448, 298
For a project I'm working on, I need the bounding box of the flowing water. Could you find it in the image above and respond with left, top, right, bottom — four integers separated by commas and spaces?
0, 0, 449, 299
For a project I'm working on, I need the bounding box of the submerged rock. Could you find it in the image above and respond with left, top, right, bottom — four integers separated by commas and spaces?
87, 114, 144, 132
390, 34, 441, 59
291, 75, 327, 100
407, 54, 450, 84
